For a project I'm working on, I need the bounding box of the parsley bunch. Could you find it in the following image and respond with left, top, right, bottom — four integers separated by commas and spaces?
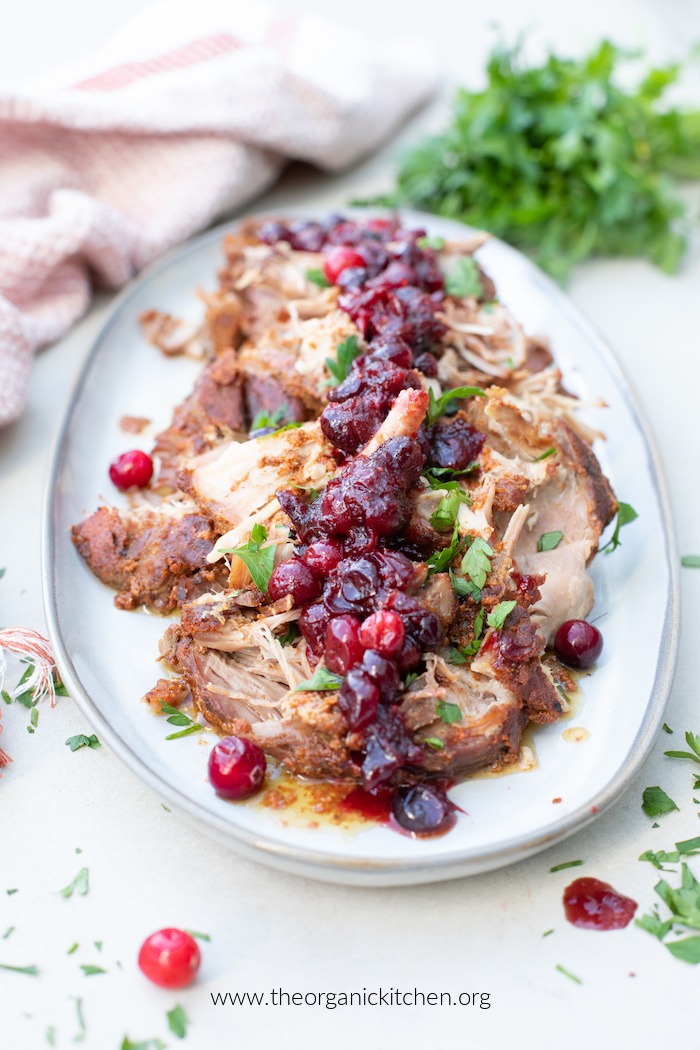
378, 40, 700, 281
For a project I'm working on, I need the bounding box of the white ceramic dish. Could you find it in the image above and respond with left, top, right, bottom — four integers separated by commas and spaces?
43, 209, 680, 886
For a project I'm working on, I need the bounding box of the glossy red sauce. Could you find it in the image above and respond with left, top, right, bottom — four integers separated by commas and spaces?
339, 786, 393, 824
563, 877, 637, 930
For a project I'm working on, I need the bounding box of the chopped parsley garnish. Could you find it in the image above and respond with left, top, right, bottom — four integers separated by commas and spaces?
258, 421, 303, 438
448, 569, 469, 598
417, 234, 445, 251
533, 447, 557, 462
159, 701, 202, 741
219, 523, 277, 594
426, 385, 486, 426
664, 730, 700, 765
0, 962, 39, 975
277, 623, 300, 647
427, 522, 462, 577
46, 1025, 56, 1046
430, 488, 470, 531
294, 667, 342, 692
663, 723, 673, 734
423, 465, 478, 485
183, 929, 211, 942
542, 929, 554, 938
423, 737, 445, 751
549, 860, 583, 873
461, 536, 493, 591
636, 863, 700, 963
642, 785, 678, 817
486, 600, 517, 630
80, 964, 106, 976
306, 268, 330, 288
601, 501, 638, 554
6, 889, 18, 895
325, 335, 361, 385
67, 943, 79, 955
0, 568, 5, 579
121, 1039, 166, 1050
682, 555, 700, 568
66, 734, 101, 752
167, 1004, 189, 1039
555, 964, 582, 985
251, 407, 286, 431
537, 530, 564, 552
2, 927, 14, 940
445, 256, 484, 299
59, 867, 89, 899
436, 700, 462, 725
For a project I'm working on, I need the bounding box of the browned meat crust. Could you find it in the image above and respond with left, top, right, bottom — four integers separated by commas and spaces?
142, 677, 190, 712
557, 421, 618, 543
71, 507, 228, 613
119, 415, 151, 434
243, 374, 307, 426
490, 608, 563, 724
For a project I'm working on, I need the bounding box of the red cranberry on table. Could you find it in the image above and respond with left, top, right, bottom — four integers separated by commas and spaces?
208, 736, 266, 800
554, 620, 603, 669
268, 558, 320, 605
323, 246, 367, 285
359, 611, 405, 657
138, 928, 201, 988
109, 450, 153, 490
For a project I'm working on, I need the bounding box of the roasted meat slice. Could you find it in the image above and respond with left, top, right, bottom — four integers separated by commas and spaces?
71, 507, 228, 613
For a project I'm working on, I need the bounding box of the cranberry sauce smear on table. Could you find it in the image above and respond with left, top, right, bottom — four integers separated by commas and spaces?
72, 213, 619, 839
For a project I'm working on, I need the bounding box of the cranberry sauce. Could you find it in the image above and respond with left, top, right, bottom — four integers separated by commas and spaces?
563, 877, 638, 930
258, 216, 488, 826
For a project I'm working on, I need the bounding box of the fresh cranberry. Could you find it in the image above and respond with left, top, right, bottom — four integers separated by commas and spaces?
373, 551, 418, 590
324, 246, 367, 285
138, 928, 201, 989
397, 636, 422, 673
337, 669, 380, 731
368, 336, 414, 369
323, 556, 381, 616
336, 266, 367, 291
554, 620, 603, 669
208, 736, 266, 800
268, 558, 320, 605
383, 591, 442, 650
563, 877, 637, 930
257, 220, 288, 245
361, 649, 401, 701
287, 220, 325, 252
414, 352, 438, 377
299, 601, 331, 655
303, 539, 344, 575
359, 611, 405, 657
324, 615, 365, 674
392, 785, 456, 836
109, 450, 153, 490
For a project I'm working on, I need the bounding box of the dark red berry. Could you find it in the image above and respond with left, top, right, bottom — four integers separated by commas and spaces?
392, 785, 456, 836
138, 928, 201, 989
268, 559, 320, 605
413, 352, 438, 377
208, 736, 266, 800
299, 601, 331, 655
554, 620, 603, 669
324, 615, 365, 675
109, 450, 153, 490
337, 668, 380, 731
324, 246, 367, 285
359, 611, 405, 657
361, 649, 401, 701
302, 539, 344, 575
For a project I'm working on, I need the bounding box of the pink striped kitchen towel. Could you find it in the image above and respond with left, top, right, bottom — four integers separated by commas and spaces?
0, 0, 438, 426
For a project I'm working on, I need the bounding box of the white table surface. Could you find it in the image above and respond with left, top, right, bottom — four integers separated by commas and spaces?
2, 1, 700, 1047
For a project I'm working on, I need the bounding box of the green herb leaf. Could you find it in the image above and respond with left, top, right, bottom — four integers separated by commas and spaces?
533, 447, 557, 462
426, 385, 486, 426
80, 964, 106, 977
325, 336, 361, 385
65, 734, 101, 752
430, 488, 470, 531
427, 521, 462, 577
183, 929, 211, 942
251, 407, 286, 431
278, 623, 300, 647
542, 929, 554, 938
294, 667, 342, 692
424, 465, 478, 485
635, 911, 674, 941
448, 569, 469, 597
436, 700, 462, 725
121, 1039, 167, 1050
417, 235, 445, 251
681, 555, 700, 568
167, 1004, 188, 1039
165, 724, 202, 741
218, 523, 277, 594
555, 964, 582, 985
666, 936, 700, 964
601, 502, 639, 554
159, 701, 193, 727
486, 600, 517, 630
306, 268, 330, 288
537, 530, 564, 552
445, 256, 484, 299
549, 860, 583, 873
639, 849, 680, 871
676, 835, 700, 855
461, 536, 493, 590
2, 927, 15, 940
59, 867, 89, 899
663, 723, 673, 734
0, 962, 39, 975
642, 785, 679, 817
67, 943, 79, 955
664, 730, 700, 764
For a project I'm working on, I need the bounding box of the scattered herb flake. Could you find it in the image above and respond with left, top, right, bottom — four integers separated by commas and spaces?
426, 385, 486, 426
662, 723, 673, 734
601, 502, 638, 555
423, 737, 445, 751
65, 734, 101, 752
6, 889, 17, 896
184, 929, 211, 942
2, 927, 14, 940
417, 234, 445, 251
534, 447, 557, 462
80, 964, 106, 976
461, 536, 493, 591
167, 1004, 189, 1039
681, 555, 700, 568
555, 964, 582, 985
430, 488, 470, 531
278, 623, 300, 647
666, 936, 700, 964
486, 600, 517, 630
436, 700, 463, 725
664, 730, 700, 765
326, 336, 361, 385
218, 523, 277, 594
550, 860, 584, 873
0, 962, 39, 975
294, 667, 342, 692
59, 867, 89, 899
46, 1025, 56, 1046
2, 690, 12, 705
542, 929, 554, 938
67, 943, 79, 955
159, 701, 194, 728
427, 521, 462, 577
165, 724, 202, 741
445, 256, 484, 299
306, 268, 330, 288
251, 407, 286, 431
676, 835, 700, 855
121, 1040, 167, 1050
642, 785, 678, 817
537, 530, 564, 552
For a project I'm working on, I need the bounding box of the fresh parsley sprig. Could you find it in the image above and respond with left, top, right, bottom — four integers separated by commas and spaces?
306, 268, 330, 288
537, 531, 563, 552
294, 667, 342, 692
601, 501, 638, 554
218, 523, 277, 594
636, 863, 700, 964
426, 385, 486, 426
642, 785, 678, 817
326, 336, 361, 385
486, 600, 517, 630
159, 701, 202, 742
664, 730, 700, 766
461, 536, 493, 591
430, 488, 470, 532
